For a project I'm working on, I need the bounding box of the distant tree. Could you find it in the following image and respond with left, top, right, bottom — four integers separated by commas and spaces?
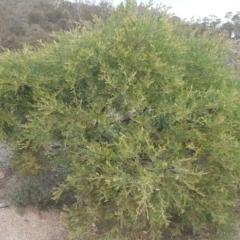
28, 10, 45, 25
231, 13, 240, 38
222, 21, 235, 38
225, 11, 233, 20
169, 15, 181, 24
208, 15, 221, 29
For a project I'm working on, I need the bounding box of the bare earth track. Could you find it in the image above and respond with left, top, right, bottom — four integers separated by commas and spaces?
0, 206, 67, 240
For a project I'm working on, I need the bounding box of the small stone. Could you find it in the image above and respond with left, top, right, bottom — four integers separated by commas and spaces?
0, 201, 9, 208
0, 169, 6, 179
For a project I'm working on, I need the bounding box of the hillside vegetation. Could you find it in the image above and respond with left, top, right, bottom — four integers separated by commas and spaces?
1, 0, 240, 52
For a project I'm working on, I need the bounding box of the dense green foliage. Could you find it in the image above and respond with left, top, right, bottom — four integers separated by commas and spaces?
1, 1, 240, 239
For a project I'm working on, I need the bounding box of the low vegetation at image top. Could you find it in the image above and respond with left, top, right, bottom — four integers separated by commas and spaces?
1, 0, 240, 239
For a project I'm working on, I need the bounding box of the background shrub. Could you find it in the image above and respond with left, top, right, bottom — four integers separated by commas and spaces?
11, 170, 59, 208
1, 0, 240, 239
10, 168, 75, 209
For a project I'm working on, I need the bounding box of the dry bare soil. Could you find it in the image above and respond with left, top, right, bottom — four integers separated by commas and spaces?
0, 206, 67, 240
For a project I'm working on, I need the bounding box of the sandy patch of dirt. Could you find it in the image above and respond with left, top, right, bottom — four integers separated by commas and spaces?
0, 206, 67, 240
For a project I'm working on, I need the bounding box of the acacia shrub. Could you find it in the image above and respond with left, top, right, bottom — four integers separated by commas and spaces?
1, 1, 240, 239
